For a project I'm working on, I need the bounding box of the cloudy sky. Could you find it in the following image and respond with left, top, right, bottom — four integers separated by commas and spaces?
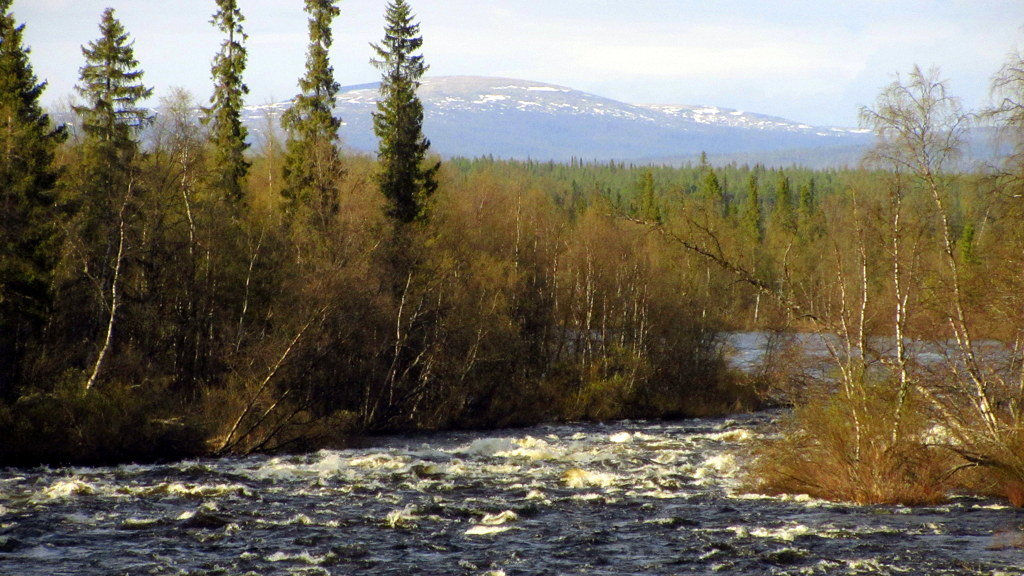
13, 0, 1024, 126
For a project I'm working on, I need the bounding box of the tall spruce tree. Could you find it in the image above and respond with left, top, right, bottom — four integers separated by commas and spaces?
206, 0, 249, 205
281, 0, 343, 224
697, 161, 724, 215
741, 173, 762, 242
371, 0, 438, 224
635, 169, 660, 222
797, 178, 818, 239
0, 0, 67, 397
70, 8, 152, 391
72, 7, 152, 247
771, 172, 795, 232
74, 8, 151, 160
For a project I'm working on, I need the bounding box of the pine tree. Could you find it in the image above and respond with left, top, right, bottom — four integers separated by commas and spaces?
372, 0, 438, 224
0, 0, 67, 396
205, 0, 249, 205
281, 0, 343, 225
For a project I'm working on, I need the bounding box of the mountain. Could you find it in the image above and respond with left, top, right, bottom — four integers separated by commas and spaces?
243, 76, 873, 168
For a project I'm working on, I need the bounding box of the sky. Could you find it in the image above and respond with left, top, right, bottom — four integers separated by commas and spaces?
12, 0, 1024, 127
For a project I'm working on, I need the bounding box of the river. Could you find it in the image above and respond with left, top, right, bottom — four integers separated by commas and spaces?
1, 411, 1022, 575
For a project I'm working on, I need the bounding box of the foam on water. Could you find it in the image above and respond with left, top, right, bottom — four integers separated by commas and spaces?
348, 453, 410, 470
123, 481, 253, 499
33, 478, 95, 502
560, 467, 616, 488
747, 524, 813, 541
461, 435, 564, 461
385, 505, 419, 529
694, 453, 740, 481
266, 551, 330, 564
287, 513, 315, 525
465, 524, 513, 536
608, 431, 633, 443
480, 510, 518, 525
122, 516, 166, 530
703, 428, 757, 442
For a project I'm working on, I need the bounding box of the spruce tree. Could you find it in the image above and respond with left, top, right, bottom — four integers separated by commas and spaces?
771, 173, 795, 232
71, 6, 151, 259
206, 0, 250, 205
797, 178, 817, 239
69, 8, 152, 391
73, 7, 152, 217
0, 0, 67, 397
372, 0, 438, 224
697, 162, 724, 214
281, 0, 343, 224
635, 169, 660, 222
741, 173, 762, 242
74, 8, 152, 155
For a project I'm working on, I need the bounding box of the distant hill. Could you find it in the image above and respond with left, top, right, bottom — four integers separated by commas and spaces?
241, 76, 874, 169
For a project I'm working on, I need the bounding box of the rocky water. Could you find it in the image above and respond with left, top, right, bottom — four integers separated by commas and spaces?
1, 412, 1022, 575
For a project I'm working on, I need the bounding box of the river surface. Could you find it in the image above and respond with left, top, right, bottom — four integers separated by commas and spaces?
1, 412, 1022, 575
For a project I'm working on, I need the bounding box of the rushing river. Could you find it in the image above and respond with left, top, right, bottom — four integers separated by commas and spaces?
2, 413, 1022, 575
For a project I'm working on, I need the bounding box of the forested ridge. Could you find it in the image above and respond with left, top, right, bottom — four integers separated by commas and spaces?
3, 1, 1024, 507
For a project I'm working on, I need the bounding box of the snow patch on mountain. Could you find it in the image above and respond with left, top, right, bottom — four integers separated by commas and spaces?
237, 75, 873, 166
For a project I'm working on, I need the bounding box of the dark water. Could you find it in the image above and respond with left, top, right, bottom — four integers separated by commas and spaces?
1, 412, 1022, 575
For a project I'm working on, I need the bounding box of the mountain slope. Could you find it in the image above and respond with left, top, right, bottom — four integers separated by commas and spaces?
243, 76, 872, 167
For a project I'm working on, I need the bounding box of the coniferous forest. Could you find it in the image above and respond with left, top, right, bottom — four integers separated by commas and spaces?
3, 0, 1024, 507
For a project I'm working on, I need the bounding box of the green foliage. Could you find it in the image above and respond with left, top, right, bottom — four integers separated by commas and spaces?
697, 163, 724, 210
958, 221, 979, 265
0, 0, 66, 398
634, 169, 660, 222
741, 173, 762, 242
0, 379, 206, 466
73, 8, 152, 157
770, 172, 795, 232
281, 0, 343, 225
372, 0, 438, 224
205, 0, 250, 205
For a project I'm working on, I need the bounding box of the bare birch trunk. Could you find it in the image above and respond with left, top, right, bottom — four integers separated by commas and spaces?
84, 183, 132, 394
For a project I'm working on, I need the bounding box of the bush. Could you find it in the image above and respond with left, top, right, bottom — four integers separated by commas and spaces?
749, 380, 953, 505
0, 379, 206, 467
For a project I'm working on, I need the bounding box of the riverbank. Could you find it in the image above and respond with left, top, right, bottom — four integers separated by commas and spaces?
0, 364, 763, 468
